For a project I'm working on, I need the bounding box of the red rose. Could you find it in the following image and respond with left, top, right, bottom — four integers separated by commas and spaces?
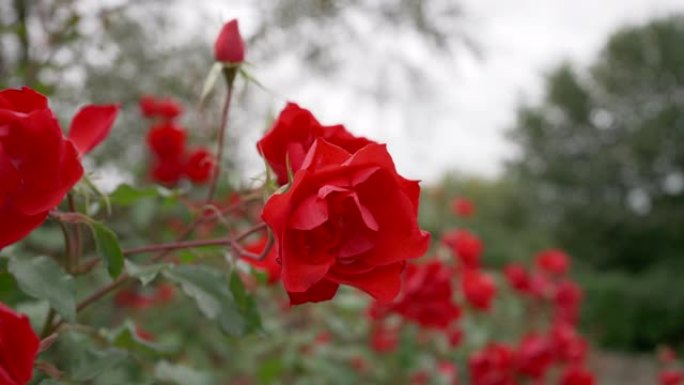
561, 365, 595, 385
391, 261, 461, 329
660, 370, 684, 385
451, 197, 475, 217
0, 87, 116, 249
535, 249, 570, 275
504, 263, 531, 294
554, 280, 582, 325
515, 334, 554, 379
462, 269, 497, 311
139, 95, 182, 121
469, 343, 516, 385
262, 139, 430, 304
0, 303, 40, 385
447, 327, 463, 348
150, 158, 184, 186
442, 229, 483, 268
549, 322, 588, 363
257, 103, 374, 185
214, 19, 246, 64
240, 235, 281, 285
184, 148, 216, 184
146, 122, 187, 160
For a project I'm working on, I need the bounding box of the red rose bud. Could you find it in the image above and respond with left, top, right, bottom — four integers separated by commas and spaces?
442, 229, 483, 268
0, 87, 90, 249
0, 303, 40, 385
660, 370, 684, 385
139, 95, 183, 120
504, 263, 531, 294
262, 139, 430, 305
535, 248, 570, 275
462, 269, 497, 311
392, 261, 461, 329
214, 19, 246, 64
561, 365, 596, 385
146, 122, 187, 160
469, 343, 517, 385
515, 334, 554, 379
151, 158, 185, 187
184, 148, 216, 184
451, 197, 475, 217
257, 103, 374, 185
447, 327, 463, 348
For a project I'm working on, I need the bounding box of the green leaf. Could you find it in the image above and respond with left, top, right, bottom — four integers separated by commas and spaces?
8, 256, 76, 322
154, 361, 215, 385
108, 184, 162, 206
124, 260, 171, 286
71, 348, 128, 381
90, 222, 124, 278
163, 265, 245, 336
103, 320, 173, 356
229, 271, 262, 333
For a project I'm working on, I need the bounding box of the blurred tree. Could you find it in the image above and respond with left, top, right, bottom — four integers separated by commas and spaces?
508, 15, 684, 350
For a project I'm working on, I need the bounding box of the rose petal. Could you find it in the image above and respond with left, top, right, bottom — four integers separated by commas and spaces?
68, 104, 119, 155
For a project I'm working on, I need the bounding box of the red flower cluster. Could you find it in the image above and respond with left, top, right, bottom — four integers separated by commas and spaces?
0, 303, 39, 385
391, 261, 461, 329
0, 87, 117, 249
658, 348, 684, 385
139, 96, 215, 186
442, 229, 484, 269
260, 103, 430, 305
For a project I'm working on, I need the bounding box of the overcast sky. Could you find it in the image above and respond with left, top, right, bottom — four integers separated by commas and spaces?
190, 0, 684, 184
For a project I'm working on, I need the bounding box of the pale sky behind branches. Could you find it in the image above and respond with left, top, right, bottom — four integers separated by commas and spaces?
184, 0, 684, 184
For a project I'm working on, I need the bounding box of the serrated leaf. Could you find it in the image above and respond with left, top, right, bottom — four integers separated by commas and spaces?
229, 271, 262, 333
163, 265, 245, 336
8, 256, 76, 322
155, 361, 215, 385
103, 320, 173, 356
71, 348, 128, 381
200, 62, 223, 104
125, 260, 171, 286
90, 222, 124, 278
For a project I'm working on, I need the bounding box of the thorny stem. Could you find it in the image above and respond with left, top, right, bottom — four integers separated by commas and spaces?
205, 67, 238, 204
47, 223, 269, 334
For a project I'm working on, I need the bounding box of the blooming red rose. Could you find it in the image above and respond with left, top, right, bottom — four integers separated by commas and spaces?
535, 249, 570, 275
391, 261, 461, 329
442, 229, 483, 268
462, 269, 497, 311
240, 235, 281, 284
146, 122, 187, 160
262, 139, 430, 305
561, 365, 595, 385
469, 343, 516, 385
139, 95, 182, 121
515, 334, 554, 379
257, 103, 374, 185
184, 148, 216, 184
214, 19, 246, 64
660, 370, 684, 385
0, 302, 40, 385
504, 263, 531, 294
0, 87, 116, 249
451, 197, 475, 217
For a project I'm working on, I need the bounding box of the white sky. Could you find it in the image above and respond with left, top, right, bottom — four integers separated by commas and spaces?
190, 0, 684, 184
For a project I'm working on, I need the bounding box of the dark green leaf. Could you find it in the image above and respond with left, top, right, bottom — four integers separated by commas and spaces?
71, 348, 128, 381
124, 260, 172, 286
91, 222, 124, 278
229, 271, 262, 333
164, 265, 245, 336
8, 256, 76, 322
